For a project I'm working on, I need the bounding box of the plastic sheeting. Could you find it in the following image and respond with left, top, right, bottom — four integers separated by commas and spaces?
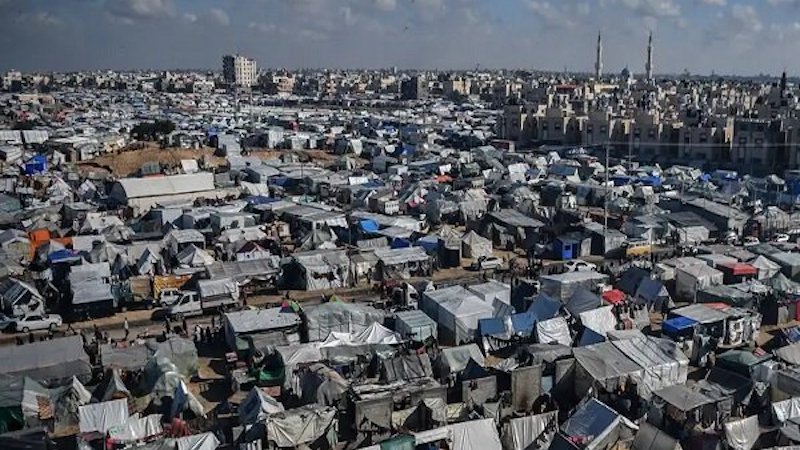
438, 344, 485, 376
579, 306, 617, 337
502, 411, 558, 450
776, 344, 800, 366
448, 418, 502, 450
239, 388, 284, 425
395, 310, 438, 342
78, 398, 129, 433
573, 342, 643, 395
724, 416, 760, 450
675, 264, 724, 301
264, 405, 336, 448
175, 432, 220, 450
321, 323, 402, 347
774, 398, 800, 425
562, 398, 638, 450
611, 337, 689, 398
536, 317, 572, 346
107, 414, 163, 443
462, 231, 492, 259
0, 335, 91, 384
305, 302, 385, 342
422, 286, 494, 344
632, 422, 681, 450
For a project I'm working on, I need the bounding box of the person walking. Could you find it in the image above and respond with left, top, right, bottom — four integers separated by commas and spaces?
123, 317, 130, 341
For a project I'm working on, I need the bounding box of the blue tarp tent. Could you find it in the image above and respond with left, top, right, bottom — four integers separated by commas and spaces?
577, 328, 606, 346
639, 175, 662, 186
48, 249, 79, 263
360, 219, 380, 233
662, 316, 697, 336
478, 318, 507, 337
509, 312, 536, 336
527, 294, 561, 322
562, 399, 623, 442
416, 235, 439, 252
390, 238, 411, 249
565, 288, 601, 316
245, 195, 277, 205
611, 175, 633, 186
24, 155, 46, 175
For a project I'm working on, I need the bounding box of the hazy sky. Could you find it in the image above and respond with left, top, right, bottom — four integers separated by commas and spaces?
1, 0, 799, 75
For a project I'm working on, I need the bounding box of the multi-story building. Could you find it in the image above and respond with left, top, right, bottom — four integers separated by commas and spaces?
222, 54, 258, 87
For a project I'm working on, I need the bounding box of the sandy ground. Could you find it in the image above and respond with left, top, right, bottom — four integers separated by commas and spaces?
77, 144, 227, 177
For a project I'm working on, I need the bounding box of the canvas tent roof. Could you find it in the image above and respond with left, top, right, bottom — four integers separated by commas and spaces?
573, 342, 643, 392
225, 308, 300, 334
0, 335, 91, 384
632, 422, 682, 450
610, 337, 689, 397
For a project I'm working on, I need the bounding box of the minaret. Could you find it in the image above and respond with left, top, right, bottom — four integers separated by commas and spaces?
645, 31, 653, 82
595, 32, 603, 80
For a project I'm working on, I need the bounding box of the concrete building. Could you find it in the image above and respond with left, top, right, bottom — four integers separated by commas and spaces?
222, 54, 258, 87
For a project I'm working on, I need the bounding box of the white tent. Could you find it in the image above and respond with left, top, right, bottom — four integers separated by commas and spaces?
415, 418, 502, 450
461, 230, 492, 259
611, 337, 689, 398
421, 286, 494, 344
751, 255, 781, 281
675, 264, 724, 300
176, 244, 214, 267
239, 388, 284, 424
175, 432, 220, 450
78, 398, 129, 434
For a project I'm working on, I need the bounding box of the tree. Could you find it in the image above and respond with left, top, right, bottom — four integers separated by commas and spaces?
130, 119, 176, 141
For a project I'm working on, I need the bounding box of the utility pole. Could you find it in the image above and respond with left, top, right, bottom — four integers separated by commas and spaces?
604, 145, 609, 232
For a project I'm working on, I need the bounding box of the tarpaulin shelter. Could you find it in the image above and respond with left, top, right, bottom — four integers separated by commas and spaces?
284, 249, 352, 290
275, 343, 324, 390
717, 350, 772, 377
106, 414, 163, 445
305, 302, 385, 342
78, 398, 129, 434
501, 411, 558, 450
723, 415, 760, 450
610, 337, 689, 398
0, 335, 91, 386
262, 405, 337, 449
0, 428, 49, 450
561, 398, 637, 450
573, 342, 643, 396
175, 432, 220, 450
631, 422, 682, 450
675, 264, 724, 301
414, 418, 502, 450
436, 344, 485, 379
239, 388, 284, 424
536, 317, 572, 346
752, 255, 781, 281
421, 286, 494, 344
321, 322, 402, 347
381, 353, 434, 383
395, 310, 437, 342
0, 375, 48, 434
566, 288, 602, 316
374, 246, 430, 280
223, 308, 301, 352
540, 271, 609, 302
635, 278, 672, 310
461, 230, 492, 260
579, 306, 618, 337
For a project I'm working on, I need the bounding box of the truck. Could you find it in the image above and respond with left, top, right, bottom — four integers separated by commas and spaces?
168, 278, 241, 319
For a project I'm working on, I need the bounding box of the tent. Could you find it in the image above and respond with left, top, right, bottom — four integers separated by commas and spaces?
561, 398, 638, 450
239, 388, 284, 424
305, 302, 385, 342
610, 337, 689, 398
78, 398, 129, 433
752, 255, 781, 281
573, 342, 643, 396
579, 306, 618, 337
175, 244, 214, 267
723, 415, 760, 450
175, 433, 220, 450
395, 310, 438, 342
0, 375, 49, 434
437, 344, 485, 379
536, 317, 572, 346
632, 422, 682, 450
262, 405, 337, 449
501, 411, 558, 450
0, 335, 91, 385
675, 264, 724, 301
421, 286, 494, 345
565, 288, 602, 316
635, 278, 672, 310
415, 418, 502, 450
461, 231, 492, 259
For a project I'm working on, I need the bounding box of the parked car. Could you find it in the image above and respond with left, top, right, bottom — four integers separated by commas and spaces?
159, 288, 185, 307
774, 233, 790, 243
564, 260, 598, 272
743, 236, 760, 247
469, 256, 506, 271
12, 314, 63, 333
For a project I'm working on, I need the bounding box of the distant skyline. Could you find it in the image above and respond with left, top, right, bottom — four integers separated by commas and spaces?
2, 0, 800, 76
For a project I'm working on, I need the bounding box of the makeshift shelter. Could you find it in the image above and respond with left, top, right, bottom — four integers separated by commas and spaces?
461, 230, 492, 259
0, 375, 49, 434
374, 246, 431, 280
723, 415, 760, 450
421, 286, 494, 344
395, 310, 438, 342
0, 335, 91, 386
675, 264, 724, 301
501, 411, 558, 450
631, 422, 683, 450
239, 388, 284, 425
436, 344, 485, 380
536, 317, 572, 346
175, 244, 214, 267
415, 418, 502, 450
751, 255, 781, 281
78, 398, 129, 434
283, 249, 352, 290
175, 433, 220, 450
635, 278, 672, 311
540, 271, 608, 302
611, 337, 689, 397
253, 405, 337, 449
560, 398, 637, 450
305, 302, 385, 342
223, 308, 301, 352
573, 342, 644, 396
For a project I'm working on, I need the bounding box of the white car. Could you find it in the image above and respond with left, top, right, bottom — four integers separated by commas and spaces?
13, 314, 63, 333
470, 256, 506, 271
159, 288, 185, 307
743, 236, 760, 247
774, 233, 790, 243
564, 260, 597, 272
